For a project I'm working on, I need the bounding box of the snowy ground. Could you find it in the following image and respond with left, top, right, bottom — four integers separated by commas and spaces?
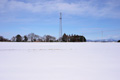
0, 42, 120, 80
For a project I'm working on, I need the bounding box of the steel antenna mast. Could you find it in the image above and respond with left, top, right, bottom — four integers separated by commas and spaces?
59, 12, 62, 41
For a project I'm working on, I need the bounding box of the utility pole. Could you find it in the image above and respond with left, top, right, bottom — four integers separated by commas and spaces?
59, 12, 62, 42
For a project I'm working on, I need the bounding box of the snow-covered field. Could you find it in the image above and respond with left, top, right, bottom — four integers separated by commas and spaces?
0, 42, 120, 80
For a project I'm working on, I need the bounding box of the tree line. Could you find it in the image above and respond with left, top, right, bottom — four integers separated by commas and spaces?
11, 33, 56, 42
62, 33, 86, 42
0, 36, 10, 42
0, 33, 87, 42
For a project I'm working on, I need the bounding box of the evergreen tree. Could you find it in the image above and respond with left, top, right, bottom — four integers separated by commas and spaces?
16, 34, 22, 42
62, 33, 68, 42
24, 36, 28, 42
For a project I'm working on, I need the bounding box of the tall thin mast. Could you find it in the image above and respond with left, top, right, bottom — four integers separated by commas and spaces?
59, 12, 62, 41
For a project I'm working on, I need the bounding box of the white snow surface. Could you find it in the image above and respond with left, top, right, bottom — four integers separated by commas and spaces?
0, 42, 120, 80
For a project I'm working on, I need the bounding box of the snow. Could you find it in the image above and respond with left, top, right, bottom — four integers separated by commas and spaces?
0, 42, 120, 80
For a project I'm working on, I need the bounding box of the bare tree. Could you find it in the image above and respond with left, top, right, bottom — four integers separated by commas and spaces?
11, 36, 16, 42
27, 33, 40, 42
44, 35, 56, 42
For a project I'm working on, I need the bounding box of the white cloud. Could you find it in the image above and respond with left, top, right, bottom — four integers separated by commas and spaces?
0, 0, 120, 18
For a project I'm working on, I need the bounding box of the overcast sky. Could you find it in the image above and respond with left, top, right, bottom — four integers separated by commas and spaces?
0, 0, 120, 40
